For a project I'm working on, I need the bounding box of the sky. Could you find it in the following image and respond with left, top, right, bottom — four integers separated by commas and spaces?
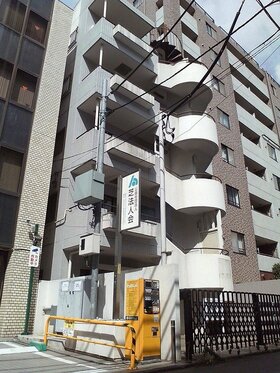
61, 0, 280, 82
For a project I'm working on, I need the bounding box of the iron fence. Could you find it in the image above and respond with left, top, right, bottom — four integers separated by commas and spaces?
183, 289, 280, 359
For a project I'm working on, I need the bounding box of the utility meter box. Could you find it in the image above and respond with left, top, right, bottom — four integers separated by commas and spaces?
125, 278, 160, 361
79, 233, 100, 256
55, 276, 91, 333
74, 170, 104, 205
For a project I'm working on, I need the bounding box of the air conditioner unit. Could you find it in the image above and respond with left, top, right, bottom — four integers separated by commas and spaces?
79, 233, 100, 256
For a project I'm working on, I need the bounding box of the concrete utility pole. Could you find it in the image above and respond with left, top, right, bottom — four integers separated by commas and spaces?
90, 79, 108, 319
159, 116, 167, 265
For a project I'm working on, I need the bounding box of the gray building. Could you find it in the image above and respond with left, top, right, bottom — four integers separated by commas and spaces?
0, 0, 72, 337
42, 0, 280, 300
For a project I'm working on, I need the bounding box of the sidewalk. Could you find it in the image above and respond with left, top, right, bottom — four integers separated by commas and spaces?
16, 335, 280, 372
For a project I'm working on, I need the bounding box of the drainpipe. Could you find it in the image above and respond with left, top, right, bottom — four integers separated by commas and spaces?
159, 117, 167, 265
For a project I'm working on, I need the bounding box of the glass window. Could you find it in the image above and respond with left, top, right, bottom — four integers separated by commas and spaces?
271, 85, 277, 97
221, 144, 234, 165
18, 38, 44, 75
25, 11, 48, 44
0, 0, 26, 33
30, 0, 53, 20
273, 175, 280, 191
0, 193, 18, 247
218, 108, 230, 128
210, 49, 221, 66
268, 143, 277, 161
2, 103, 33, 151
213, 77, 225, 95
0, 59, 13, 99
0, 24, 20, 63
226, 185, 240, 207
11, 69, 37, 108
206, 23, 216, 38
0, 147, 23, 193
231, 231, 246, 254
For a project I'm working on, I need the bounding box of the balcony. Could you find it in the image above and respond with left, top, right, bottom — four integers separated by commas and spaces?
241, 136, 266, 166
102, 212, 159, 238
172, 113, 218, 164
232, 76, 274, 125
165, 171, 225, 215
228, 50, 268, 100
252, 210, 280, 242
105, 135, 155, 168
156, 60, 212, 114
89, 0, 154, 38
167, 239, 233, 290
83, 18, 156, 87
182, 34, 201, 60
180, 6, 198, 38
236, 104, 278, 143
257, 254, 280, 273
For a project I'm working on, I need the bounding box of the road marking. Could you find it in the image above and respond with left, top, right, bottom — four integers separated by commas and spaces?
0, 346, 38, 355
35, 351, 77, 364
0, 342, 22, 348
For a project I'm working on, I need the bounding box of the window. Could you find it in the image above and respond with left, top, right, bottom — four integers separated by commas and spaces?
133, 0, 144, 7
226, 185, 240, 207
0, 59, 13, 99
218, 108, 230, 128
231, 231, 246, 254
268, 143, 277, 161
0, 147, 23, 193
11, 69, 37, 108
0, 0, 26, 33
206, 23, 216, 38
210, 49, 221, 66
221, 144, 234, 165
213, 77, 225, 95
25, 11, 47, 44
273, 175, 280, 191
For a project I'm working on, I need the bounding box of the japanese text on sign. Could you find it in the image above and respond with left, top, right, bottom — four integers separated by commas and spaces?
121, 171, 140, 231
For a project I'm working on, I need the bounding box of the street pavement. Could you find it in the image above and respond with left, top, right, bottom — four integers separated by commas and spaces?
0, 341, 130, 372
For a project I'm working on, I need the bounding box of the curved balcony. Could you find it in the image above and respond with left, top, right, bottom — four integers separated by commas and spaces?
167, 239, 233, 290
156, 60, 213, 114
165, 171, 226, 215
173, 113, 219, 163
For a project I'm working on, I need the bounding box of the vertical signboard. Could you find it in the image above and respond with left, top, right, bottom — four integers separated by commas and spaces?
121, 171, 140, 231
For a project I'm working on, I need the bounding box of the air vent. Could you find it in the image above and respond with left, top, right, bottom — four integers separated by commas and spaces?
114, 63, 132, 76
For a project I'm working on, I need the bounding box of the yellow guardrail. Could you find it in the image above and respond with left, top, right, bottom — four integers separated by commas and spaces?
44, 315, 136, 370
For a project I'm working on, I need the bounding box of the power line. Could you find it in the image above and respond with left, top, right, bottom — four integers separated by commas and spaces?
55, 30, 280, 174
108, 0, 279, 115
109, 0, 196, 96
168, 0, 246, 115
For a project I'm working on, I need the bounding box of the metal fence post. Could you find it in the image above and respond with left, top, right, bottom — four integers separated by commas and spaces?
171, 320, 176, 363
184, 290, 193, 361
252, 293, 263, 348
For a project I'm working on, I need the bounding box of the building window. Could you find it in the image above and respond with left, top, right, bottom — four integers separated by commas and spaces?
11, 69, 37, 108
0, 59, 13, 99
226, 185, 240, 207
221, 144, 234, 165
218, 108, 230, 128
0, 0, 26, 33
231, 231, 246, 254
268, 143, 277, 161
273, 174, 280, 191
210, 49, 221, 66
206, 23, 216, 38
0, 147, 23, 194
213, 76, 225, 95
25, 11, 48, 44
133, 0, 144, 7
271, 85, 277, 97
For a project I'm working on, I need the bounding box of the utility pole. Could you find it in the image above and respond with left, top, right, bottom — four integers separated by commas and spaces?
159, 116, 167, 265
23, 223, 40, 335
90, 79, 108, 319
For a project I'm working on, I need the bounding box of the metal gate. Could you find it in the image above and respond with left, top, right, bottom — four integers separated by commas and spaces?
182, 289, 280, 360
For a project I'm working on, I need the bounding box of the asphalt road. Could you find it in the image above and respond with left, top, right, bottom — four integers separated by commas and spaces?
168, 351, 280, 373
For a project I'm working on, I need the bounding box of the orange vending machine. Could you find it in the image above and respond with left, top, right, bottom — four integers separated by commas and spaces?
125, 278, 161, 361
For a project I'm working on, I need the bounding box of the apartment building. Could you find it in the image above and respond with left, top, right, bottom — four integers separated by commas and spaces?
42, 0, 280, 302
0, 0, 72, 337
